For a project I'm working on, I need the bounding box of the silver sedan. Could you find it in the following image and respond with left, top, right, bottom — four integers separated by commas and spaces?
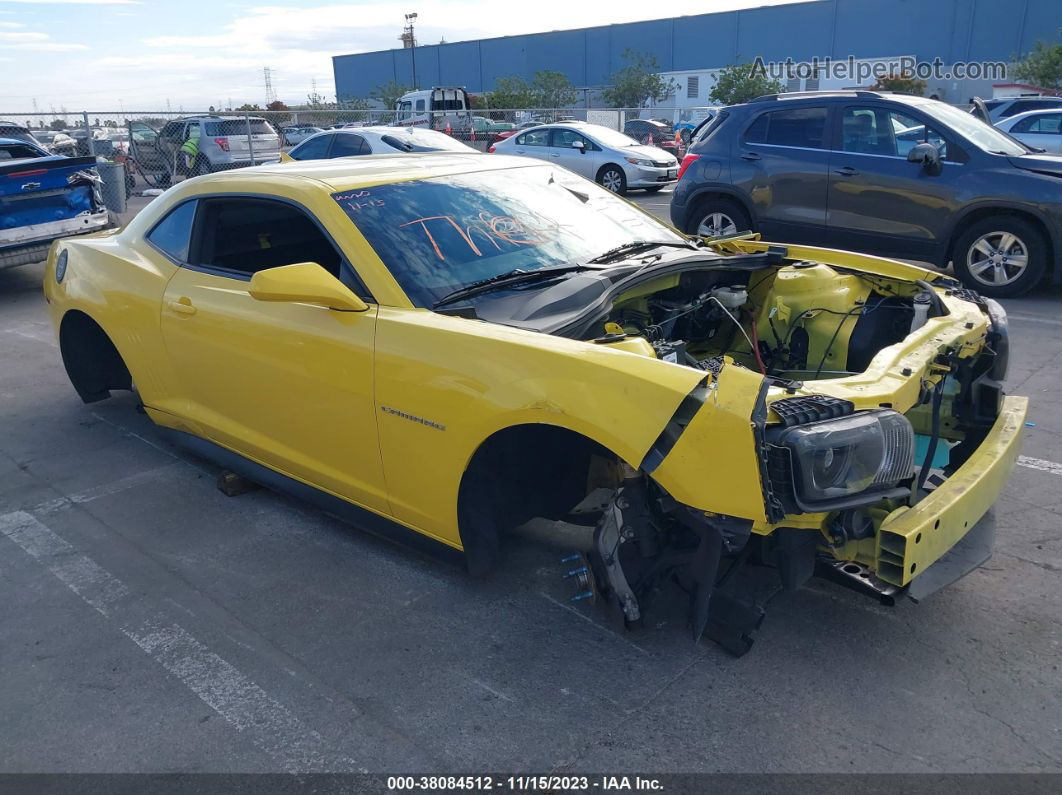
489, 122, 678, 195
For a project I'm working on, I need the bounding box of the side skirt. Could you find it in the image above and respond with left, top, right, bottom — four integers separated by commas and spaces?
158, 428, 466, 571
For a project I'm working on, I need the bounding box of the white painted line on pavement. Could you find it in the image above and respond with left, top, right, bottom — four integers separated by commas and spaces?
34, 463, 185, 515
0, 510, 359, 773
1008, 313, 1062, 327
1017, 456, 1062, 476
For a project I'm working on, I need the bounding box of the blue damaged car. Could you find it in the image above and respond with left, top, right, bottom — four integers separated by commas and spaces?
0, 137, 115, 270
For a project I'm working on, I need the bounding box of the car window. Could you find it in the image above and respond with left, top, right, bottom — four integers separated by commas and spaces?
1012, 114, 1062, 134
331, 165, 682, 307
516, 129, 550, 147
203, 119, 274, 136
745, 107, 827, 149
147, 200, 197, 263
551, 128, 589, 149
330, 134, 369, 157
192, 198, 343, 279
290, 134, 332, 160
415, 99, 425, 112
0, 143, 44, 159
1003, 100, 1062, 118
840, 107, 949, 158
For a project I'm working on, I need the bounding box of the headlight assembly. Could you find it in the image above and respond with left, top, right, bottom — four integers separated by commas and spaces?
625, 157, 654, 167
768, 410, 915, 512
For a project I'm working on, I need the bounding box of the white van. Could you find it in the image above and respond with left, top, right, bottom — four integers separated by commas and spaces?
394, 87, 472, 132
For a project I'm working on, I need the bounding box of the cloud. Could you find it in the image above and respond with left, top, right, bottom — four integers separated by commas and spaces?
0, 28, 88, 49
0, 1, 138, 5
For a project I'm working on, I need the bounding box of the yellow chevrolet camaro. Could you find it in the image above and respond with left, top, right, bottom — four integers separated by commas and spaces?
44, 154, 1026, 654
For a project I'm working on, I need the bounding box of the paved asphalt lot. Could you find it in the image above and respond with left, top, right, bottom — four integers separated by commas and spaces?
1, 187, 1060, 774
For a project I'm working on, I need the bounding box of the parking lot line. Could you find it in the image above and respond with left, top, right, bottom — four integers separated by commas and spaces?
0, 510, 360, 773
1009, 313, 1062, 327
1017, 456, 1062, 476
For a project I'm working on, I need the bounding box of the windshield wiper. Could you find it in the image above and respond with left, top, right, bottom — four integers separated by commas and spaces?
587, 240, 698, 264
433, 265, 590, 309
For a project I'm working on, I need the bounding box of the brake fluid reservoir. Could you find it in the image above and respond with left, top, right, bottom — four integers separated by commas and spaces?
711, 285, 748, 310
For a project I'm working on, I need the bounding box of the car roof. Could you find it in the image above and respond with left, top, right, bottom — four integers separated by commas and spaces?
0, 136, 39, 146
235, 152, 535, 191
740, 90, 934, 109
999, 107, 1062, 122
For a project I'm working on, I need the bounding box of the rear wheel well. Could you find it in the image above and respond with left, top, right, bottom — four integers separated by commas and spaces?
946, 207, 1054, 270
457, 424, 621, 576
59, 310, 132, 403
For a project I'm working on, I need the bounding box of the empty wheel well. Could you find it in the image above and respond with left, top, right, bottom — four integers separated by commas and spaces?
457, 424, 623, 576
59, 310, 132, 403
947, 207, 1054, 268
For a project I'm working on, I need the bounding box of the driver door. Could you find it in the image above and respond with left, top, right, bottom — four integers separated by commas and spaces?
548, 127, 597, 178
825, 105, 960, 260
157, 195, 389, 513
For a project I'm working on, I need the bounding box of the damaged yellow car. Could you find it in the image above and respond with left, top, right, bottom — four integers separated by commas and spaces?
43, 155, 1027, 655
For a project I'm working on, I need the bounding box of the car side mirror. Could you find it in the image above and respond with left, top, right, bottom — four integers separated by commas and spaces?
571, 140, 586, 151
907, 142, 943, 175
249, 262, 370, 312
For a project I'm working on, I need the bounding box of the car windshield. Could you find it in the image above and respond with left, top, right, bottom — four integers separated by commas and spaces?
923, 102, 1026, 155
585, 126, 641, 148
332, 165, 683, 307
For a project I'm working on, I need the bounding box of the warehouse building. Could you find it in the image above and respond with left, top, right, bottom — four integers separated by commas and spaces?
333, 0, 1060, 106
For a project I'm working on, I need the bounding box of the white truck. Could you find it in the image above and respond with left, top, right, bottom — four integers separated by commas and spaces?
393, 87, 472, 133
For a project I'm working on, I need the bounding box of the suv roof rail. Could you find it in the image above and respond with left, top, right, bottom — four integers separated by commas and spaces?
749, 90, 886, 103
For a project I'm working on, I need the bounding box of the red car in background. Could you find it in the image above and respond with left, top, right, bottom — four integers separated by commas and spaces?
623, 118, 681, 153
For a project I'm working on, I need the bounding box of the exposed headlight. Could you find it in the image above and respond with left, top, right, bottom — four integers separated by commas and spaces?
771, 410, 914, 510
625, 157, 654, 166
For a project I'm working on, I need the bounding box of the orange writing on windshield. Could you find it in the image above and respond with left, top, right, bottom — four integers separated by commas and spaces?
400, 212, 557, 261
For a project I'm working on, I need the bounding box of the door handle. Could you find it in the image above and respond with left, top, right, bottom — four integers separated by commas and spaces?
550, 153, 560, 158
834, 166, 859, 176
167, 298, 197, 316
740, 151, 761, 161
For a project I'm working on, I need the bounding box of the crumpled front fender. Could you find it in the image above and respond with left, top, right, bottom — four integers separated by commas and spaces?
648, 361, 770, 523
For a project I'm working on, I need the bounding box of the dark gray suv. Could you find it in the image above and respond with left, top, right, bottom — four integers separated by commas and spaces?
670, 91, 1062, 297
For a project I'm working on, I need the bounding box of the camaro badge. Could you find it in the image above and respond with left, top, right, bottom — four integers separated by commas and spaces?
381, 405, 446, 431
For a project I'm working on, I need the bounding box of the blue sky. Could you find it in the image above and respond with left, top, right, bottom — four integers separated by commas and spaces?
0, 0, 801, 114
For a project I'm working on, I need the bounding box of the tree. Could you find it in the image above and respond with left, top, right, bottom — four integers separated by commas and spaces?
709, 63, 784, 105
601, 50, 676, 108
531, 70, 577, 109
370, 80, 410, 110
266, 100, 289, 111
235, 103, 261, 111
870, 71, 926, 96
1013, 39, 1062, 90
49, 119, 65, 131
486, 76, 536, 109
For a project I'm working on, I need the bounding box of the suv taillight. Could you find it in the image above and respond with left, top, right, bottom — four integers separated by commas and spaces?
214, 137, 229, 152
676, 154, 700, 181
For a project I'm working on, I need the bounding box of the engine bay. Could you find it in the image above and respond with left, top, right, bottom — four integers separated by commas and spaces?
589, 261, 934, 381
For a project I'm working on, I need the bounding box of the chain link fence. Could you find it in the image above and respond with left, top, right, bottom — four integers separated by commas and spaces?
1, 107, 707, 196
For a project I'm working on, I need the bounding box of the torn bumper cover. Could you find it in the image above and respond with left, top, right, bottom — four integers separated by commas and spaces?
878, 394, 1028, 596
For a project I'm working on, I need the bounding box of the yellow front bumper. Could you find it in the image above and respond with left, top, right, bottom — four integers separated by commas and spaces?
876, 395, 1028, 587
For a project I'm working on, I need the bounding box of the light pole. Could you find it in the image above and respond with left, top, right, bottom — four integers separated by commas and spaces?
405, 12, 418, 89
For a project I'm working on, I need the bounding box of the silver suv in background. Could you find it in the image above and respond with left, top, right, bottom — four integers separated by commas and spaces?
156, 115, 280, 176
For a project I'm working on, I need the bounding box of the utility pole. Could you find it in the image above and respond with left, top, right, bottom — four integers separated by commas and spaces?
404, 12, 418, 89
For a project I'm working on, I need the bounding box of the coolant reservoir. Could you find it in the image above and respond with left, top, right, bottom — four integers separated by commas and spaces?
910, 291, 932, 333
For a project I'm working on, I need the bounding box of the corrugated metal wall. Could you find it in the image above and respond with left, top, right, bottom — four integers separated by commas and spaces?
333, 0, 1060, 99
